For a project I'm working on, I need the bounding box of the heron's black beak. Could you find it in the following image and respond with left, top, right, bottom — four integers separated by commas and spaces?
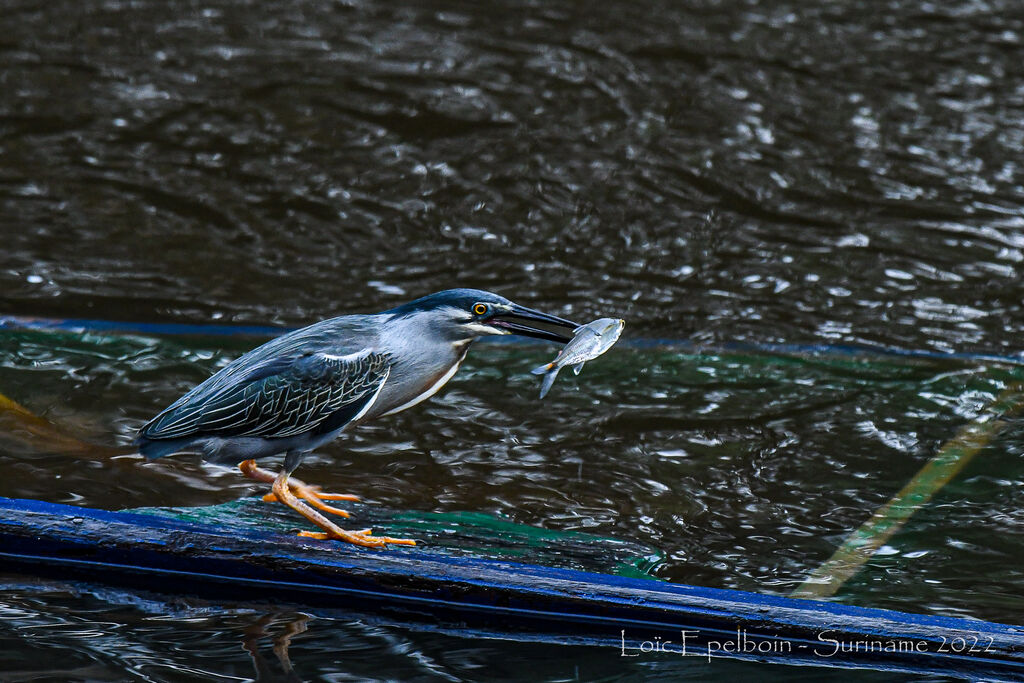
489, 304, 580, 343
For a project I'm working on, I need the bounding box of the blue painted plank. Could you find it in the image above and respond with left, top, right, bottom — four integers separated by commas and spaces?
0, 497, 1021, 678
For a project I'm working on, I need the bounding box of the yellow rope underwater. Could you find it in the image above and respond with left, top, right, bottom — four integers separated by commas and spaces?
791, 382, 1024, 599
0, 389, 126, 458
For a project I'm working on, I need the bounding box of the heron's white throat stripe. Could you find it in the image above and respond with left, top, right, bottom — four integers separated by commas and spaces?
351, 366, 390, 422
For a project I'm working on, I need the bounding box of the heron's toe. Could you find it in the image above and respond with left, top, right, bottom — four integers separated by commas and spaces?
263, 481, 358, 517
297, 528, 415, 548
312, 492, 360, 502
289, 478, 360, 502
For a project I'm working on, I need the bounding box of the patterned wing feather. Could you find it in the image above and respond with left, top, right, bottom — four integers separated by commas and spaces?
141, 351, 390, 440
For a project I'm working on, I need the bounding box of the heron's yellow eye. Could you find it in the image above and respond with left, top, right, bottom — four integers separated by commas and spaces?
473, 303, 489, 316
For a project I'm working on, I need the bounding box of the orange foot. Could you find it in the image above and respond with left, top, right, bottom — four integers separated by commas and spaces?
298, 528, 416, 546
239, 459, 417, 548
240, 459, 358, 517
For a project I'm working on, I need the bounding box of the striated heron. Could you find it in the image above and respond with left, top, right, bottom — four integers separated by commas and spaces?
136, 289, 578, 548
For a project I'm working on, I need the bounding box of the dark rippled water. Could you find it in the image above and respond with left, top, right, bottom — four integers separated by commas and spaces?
2, 0, 1024, 679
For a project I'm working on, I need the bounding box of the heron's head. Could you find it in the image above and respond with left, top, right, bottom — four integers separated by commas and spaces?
388, 289, 579, 343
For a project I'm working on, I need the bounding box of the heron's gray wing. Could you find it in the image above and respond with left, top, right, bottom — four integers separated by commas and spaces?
141, 351, 390, 440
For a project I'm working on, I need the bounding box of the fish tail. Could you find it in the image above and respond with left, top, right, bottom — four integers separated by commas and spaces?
531, 362, 554, 375
538, 366, 560, 399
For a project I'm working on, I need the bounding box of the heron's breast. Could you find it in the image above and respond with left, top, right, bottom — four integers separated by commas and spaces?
372, 342, 472, 418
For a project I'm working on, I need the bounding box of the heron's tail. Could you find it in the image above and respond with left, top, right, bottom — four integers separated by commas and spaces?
134, 434, 191, 460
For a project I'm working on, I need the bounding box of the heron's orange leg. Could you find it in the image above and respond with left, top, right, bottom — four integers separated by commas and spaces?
268, 469, 415, 548
239, 459, 358, 518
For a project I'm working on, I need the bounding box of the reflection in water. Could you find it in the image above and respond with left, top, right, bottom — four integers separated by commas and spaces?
242, 612, 309, 683
0, 577, 923, 682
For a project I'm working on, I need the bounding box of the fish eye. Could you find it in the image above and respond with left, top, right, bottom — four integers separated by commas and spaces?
472, 303, 489, 316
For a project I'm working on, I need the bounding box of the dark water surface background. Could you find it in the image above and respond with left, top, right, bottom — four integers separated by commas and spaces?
2, 0, 1024, 679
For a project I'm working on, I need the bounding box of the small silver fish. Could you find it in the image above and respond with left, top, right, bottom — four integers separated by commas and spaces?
531, 317, 624, 399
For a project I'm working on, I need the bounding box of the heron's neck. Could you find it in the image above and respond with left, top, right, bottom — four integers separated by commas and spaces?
381, 311, 473, 363
369, 312, 475, 419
